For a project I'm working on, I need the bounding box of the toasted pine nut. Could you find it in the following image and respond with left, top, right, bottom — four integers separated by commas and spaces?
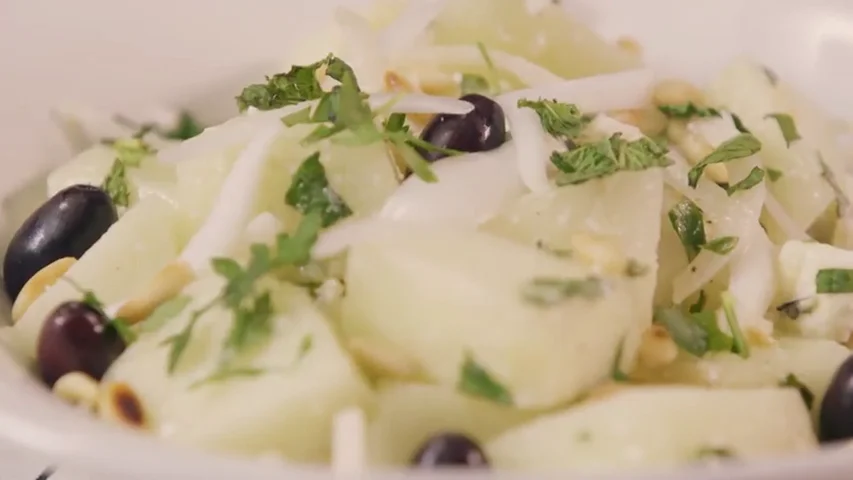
11, 257, 76, 322
98, 381, 148, 429
638, 324, 679, 369
609, 107, 669, 138
348, 337, 422, 380
746, 327, 775, 347
670, 126, 730, 184
115, 261, 194, 324
616, 36, 643, 57
653, 79, 706, 107
52, 371, 99, 411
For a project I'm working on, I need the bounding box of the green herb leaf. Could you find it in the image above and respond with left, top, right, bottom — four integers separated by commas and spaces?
285, 152, 352, 227
657, 103, 721, 119
694, 446, 736, 460
162, 310, 202, 374
139, 295, 191, 333
274, 210, 323, 266
766, 167, 783, 182
668, 199, 706, 261
190, 366, 266, 389
731, 113, 751, 134
517, 98, 587, 141
611, 337, 629, 382
553, 134, 671, 185
818, 152, 851, 218
460, 73, 490, 95
779, 373, 814, 410
475, 42, 500, 94
721, 291, 749, 358
765, 113, 801, 147
108, 318, 137, 344
520, 276, 603, 307
388, 140, 438, 183
687, 133, 762, 188
236, 60, 326, 111
624, 259, 649, 277
296, 334, 313, 362
689, 290, 707, 314
653, 309, 733, 357
383, 113, 409, 133
163, 112, 204, 140
702, 236, 739, 255
535, 240, 572, 258
726, 167, 765, 195
222, 291, 275, 355
458, 352, 513, 405
816, 268, 853, 294
101, 159, 131, 207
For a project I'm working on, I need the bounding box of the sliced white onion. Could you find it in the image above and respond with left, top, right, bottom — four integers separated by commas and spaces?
764, 192, 812, 242
378, 0, 449, 59
334, 7, 385, 94
312, 217, 402, 260
497, 68, 655, 112
395, 45, 566, 87
331, 407, 366, 477
157, 94, 472, 164
180, 125, 283, 271
380, 144, 525, 226
244, 212, 284, 245
725, 223, 776, 336
497, 98, 550, 193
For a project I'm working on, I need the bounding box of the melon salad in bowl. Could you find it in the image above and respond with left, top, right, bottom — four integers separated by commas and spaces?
5, 0, 853, 474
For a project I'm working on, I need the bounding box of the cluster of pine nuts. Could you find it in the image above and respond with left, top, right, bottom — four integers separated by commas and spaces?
52, 372, 148, 429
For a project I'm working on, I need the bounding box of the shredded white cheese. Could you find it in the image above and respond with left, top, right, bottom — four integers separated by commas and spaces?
331, 406, 366, 477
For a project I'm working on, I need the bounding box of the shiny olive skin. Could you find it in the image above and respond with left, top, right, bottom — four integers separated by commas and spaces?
410, 432, 489, 468
820, 355, 853, 442
417, 94, 507, 162
3, 185, 116, 300
36, 301, 125, 387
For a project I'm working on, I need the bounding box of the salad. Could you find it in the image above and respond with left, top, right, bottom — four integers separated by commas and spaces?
3, 0, 853, 473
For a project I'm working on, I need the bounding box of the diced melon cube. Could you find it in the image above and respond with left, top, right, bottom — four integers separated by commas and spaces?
11, 197, 183, 359
486, 387, 816, 472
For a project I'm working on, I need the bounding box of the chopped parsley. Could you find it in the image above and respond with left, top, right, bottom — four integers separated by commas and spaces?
163, 112, 204, 140
139, 295, 192, 333
815, 268, 853, 294
689, 290, 707, 314
63, 278, 136, 344
163, 212, 323, 374
668, 199, 706, 261
460, 73, 490, 95
653, 309, 733, 357
611, 337, 629, 382
766, 167, 783, 182
552, 134, 671, 186
657, 103, 720, 119
458, 352, 513, 405
687, 133, 762, 188
520, 276, 603, 307
721, 291, 749, 358
109, 318, 138, 344
701, 236, 739, 255
779, 373, 814, 410
190, 366, 266, 389
236, 54, 353, 112
285, 152, 352, 227
765, 113, 801, 147
100, 138, 154, 208
726, 166, 765, 195
818, 152, 851, 217
517, 98, 587, 141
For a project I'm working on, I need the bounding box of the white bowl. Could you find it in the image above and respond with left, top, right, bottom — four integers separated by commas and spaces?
2, 0, 853, 478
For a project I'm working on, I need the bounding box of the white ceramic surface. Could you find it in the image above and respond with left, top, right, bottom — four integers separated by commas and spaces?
2, 0, 853, 478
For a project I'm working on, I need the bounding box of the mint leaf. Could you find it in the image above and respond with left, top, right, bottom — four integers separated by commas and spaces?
475, 42, 500, 94
731, 113, 751, 134
816, 268, 853, 294
702, 236, 739, 255
285, 152, 352, 227
726, 167, 765, 195
687, 134, 762, 188
139, 295, 192, 333
766, 167, 783, 182
517, 98, 587, 141
458, 352, 513, 405
658, 103, 721, 119
164, 112, 204, 140
236, 61, 326, 112
653, 308, 733, 357
779, 373, 814, 410
553, 134, 671, 185
765, 113, 801, 147
460, 73, 490, 95
668, 199, 706, 261
721, 292, 749, 358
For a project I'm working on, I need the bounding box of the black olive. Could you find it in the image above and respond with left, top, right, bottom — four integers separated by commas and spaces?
410, 432, 489, 468
820, 355, 853, 442
417, 94, 507, 162
3, 185, 116, 301
36, 301, 125, 387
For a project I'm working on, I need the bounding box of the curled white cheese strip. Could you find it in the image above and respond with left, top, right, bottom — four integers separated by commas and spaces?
498, 97, 550, 193
157, 94, 473, 164
379, 145, 524, 227
331, 407, 366, 477
764, 192, 812, 242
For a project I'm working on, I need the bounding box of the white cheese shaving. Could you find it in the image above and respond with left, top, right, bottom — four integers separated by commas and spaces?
498, 97, 550, 193
379, 145, 524, 226
331, 406, 366, 477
